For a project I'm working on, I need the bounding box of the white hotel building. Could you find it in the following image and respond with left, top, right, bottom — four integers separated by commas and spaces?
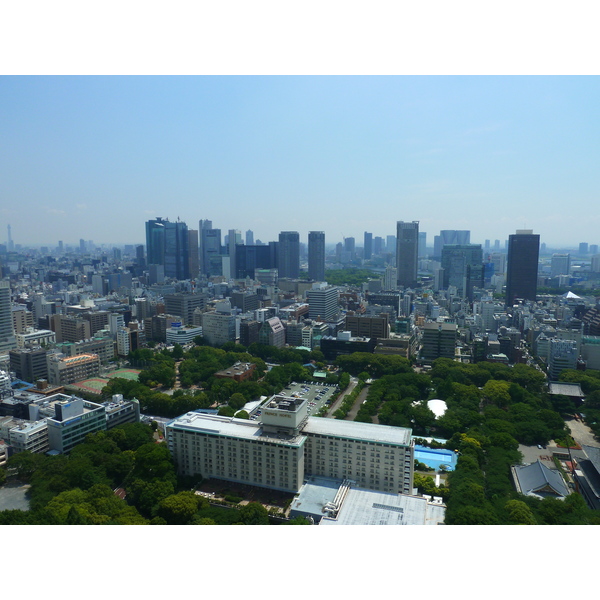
166, 395, 414, 495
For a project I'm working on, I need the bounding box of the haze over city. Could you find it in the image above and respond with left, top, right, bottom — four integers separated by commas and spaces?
1, 76, 599, 249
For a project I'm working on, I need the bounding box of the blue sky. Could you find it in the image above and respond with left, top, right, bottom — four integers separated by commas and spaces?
1, 76, 599, 249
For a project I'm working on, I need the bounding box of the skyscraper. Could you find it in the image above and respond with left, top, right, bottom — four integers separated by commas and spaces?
187, 229, 199, 279
278, 231, 300, 279
550, 253, 570, 277
505, 229, 540, 306
246, 230, 254, 245
396, 221, 419, 288
0, 280, 17, 352
146, 217, 167, 266
199, 219, 222, 277
418, 232, 427, 258
441, 244, 483, 300
164, 220, 190, 280
363, 232, 373, 260
308, 231, 325, 281
433, 230, 470, 259
228, 229, 242, 279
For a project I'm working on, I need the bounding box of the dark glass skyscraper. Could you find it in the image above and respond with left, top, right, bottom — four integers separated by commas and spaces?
308, 231, 325, 281
164, 220, 190, 280
396, 221, 419, 288
505, 229, 540, 306
146, 217, 167, 266
278, 231, 300, 279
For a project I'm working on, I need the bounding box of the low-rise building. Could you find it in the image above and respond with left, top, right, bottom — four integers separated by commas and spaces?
47, 353, 101, 386
213, 362, 256, 382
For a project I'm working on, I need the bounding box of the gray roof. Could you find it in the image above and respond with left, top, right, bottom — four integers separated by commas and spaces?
303, 416, 412, 446
548, 382, 584, 397
512, 460, 569, 498
581, 444, 600, 473
320, 487, 446, 526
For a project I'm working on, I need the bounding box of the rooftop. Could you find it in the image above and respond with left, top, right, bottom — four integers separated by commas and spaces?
302, 416, 412, 446
168, 412, 306, 446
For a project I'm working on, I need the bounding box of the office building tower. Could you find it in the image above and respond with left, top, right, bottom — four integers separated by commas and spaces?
79, 239, 86, 254
308, 231, 325, 281
418, 232, 427, 258
278, 231, 300, 279
0, 281, 16, 352
589, 244, 599, 255
591, 254, 600, 273
383, 266, 397, 291
551, 253, 570, 277
579, 242, 589, 255
199, 220, 222, 277
363, 232, 373, 260
164, 293, 206, 326
164, 220, 189, 280
246, 230, 254, 245
145, 217, 167, 266
484, 240, 490, 251
433, 230, 470, 259
228, 229, 242, 279
441, 244, 483, 300
548, 339, 578, 380
344, 237, 355, 261
307, 285, 339, 321
505, 229, 540, 306
386, 235, 396, 254
135, 244, 145, 268
187, 229, 199, 279
421, 322, 457, 362
202, 311, 236, 346
235, 244, 277, 279
373, 236, 384, 256
396, 221, 419, 288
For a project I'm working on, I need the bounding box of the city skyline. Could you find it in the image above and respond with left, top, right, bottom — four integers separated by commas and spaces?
1, 76, 600, 248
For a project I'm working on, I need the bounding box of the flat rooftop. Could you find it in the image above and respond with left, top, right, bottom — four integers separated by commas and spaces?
168, 412, 306, 446
320, 487, 446, 525
303, 416, 412, 446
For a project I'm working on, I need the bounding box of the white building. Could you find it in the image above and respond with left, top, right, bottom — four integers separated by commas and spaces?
165, 323, 203, 345
166, 394, 414, 495
15, 327, 56, 348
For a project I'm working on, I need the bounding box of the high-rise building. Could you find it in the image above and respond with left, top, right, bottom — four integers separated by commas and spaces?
344, 237, 355, 260
579, 242, 589, 255
146, 217, 167, 266
164, 220, 189, 280
505, 229, 540, 306
235, 244, 277, 279
551, 253, 570, 277
199, 220, 222, 277
418, 232, 427, 258
228, 229, 242, 279
278, 231, 300, 279
441, 244, 483, 300
373, 236, 384, 256
396, 221, 419, 288
187, 229, 199, 279
363, 232, 373, 260
307, 285, 339, 321
589, 244, 599, 255
433, 230, 470, 259
386, 235, 396, 254
0, 281, 17, 352
308, 231, 325, 281
245, 230, 254, 245
164, 293, 206, 326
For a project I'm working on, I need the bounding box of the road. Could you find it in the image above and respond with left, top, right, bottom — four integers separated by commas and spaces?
345, 384, 370, 421
324, 377, 359, 418
566, 418, 599, 449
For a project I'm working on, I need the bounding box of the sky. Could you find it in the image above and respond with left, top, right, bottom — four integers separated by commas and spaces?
1, 75, 599, 250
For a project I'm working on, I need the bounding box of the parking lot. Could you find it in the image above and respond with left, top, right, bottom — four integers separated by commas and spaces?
250, 381, 338, 420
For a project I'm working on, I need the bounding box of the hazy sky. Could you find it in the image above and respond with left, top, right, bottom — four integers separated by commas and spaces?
1, 76, 599, 249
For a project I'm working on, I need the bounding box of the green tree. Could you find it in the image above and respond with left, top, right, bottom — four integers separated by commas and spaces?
505, 499, 537, 525
238, 502, 270, 525
158, 491, 200, 525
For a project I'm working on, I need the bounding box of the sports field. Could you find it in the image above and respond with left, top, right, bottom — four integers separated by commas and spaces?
70, 369, 141, 395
